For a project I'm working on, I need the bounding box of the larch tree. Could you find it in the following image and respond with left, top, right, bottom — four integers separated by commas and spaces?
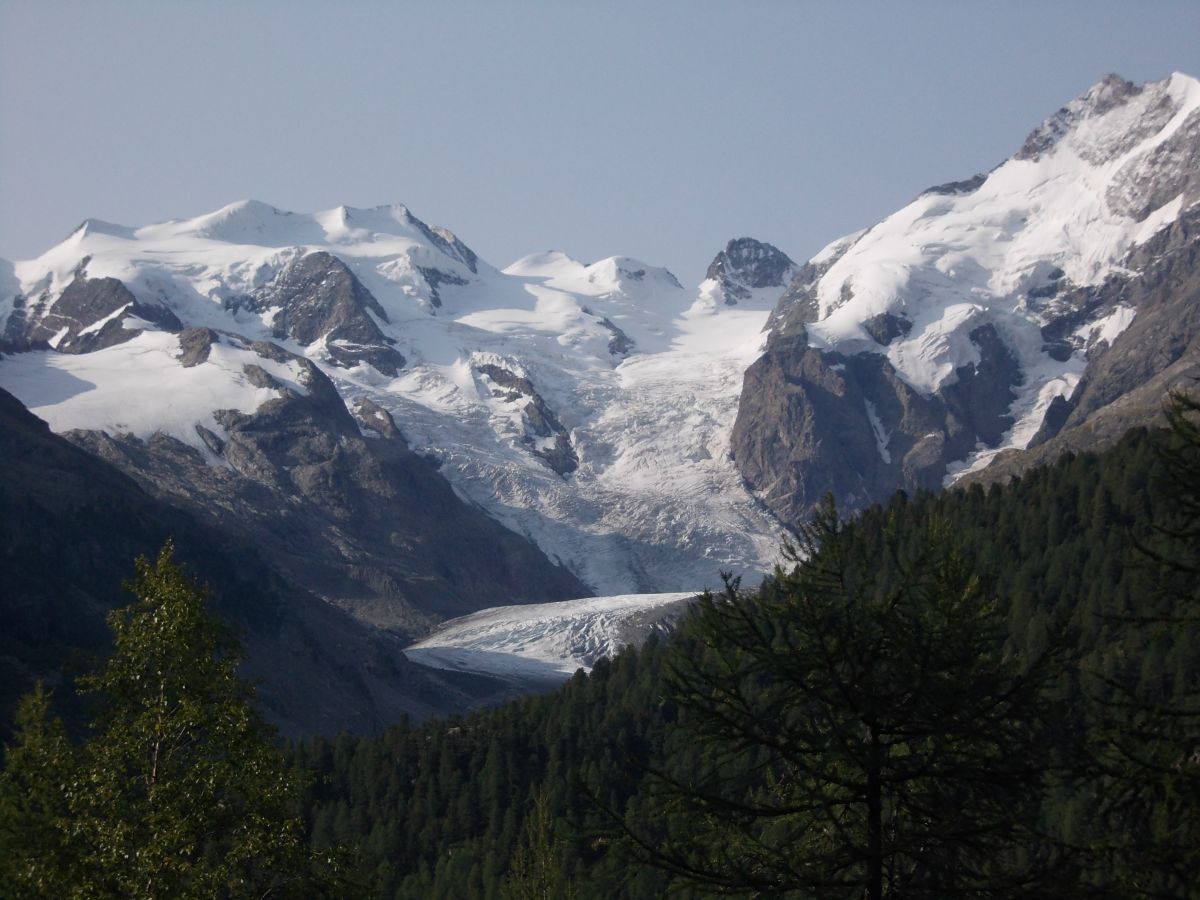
634, 500, 1079, 899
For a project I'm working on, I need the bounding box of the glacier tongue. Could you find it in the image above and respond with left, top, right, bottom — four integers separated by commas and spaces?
405, 592, 699, 685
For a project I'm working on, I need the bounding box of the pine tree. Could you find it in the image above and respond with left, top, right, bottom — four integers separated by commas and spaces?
0, 542, 343, 899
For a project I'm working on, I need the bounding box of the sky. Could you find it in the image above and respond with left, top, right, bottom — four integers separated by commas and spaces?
1, 1, 1198, 288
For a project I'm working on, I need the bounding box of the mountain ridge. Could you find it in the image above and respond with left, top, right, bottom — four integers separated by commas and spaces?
733, 70, 1200, 522
2, 70, 1197, 619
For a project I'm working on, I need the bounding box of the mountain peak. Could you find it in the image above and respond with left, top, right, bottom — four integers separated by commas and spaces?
704, 237, 796, 305
585, 256, 683, 291
1012, 72, 1195, 163
503, 250, 586, 277
70, 218, 137, 242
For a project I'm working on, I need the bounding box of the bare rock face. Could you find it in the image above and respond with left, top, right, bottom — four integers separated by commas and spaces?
69, 341, 587, 636
919, 173, 988, 197
4, 270, 181, 354
731, 326, 1020, 523
704, 238, 797, 304
598, 316, 634, 358
475, 363, 579, 477
247, 251, 405, 375
861, 312, 913, 347
177, 327, 220, 367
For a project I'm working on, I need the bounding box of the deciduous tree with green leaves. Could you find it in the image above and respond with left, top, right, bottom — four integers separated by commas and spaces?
0, 542, 343, 899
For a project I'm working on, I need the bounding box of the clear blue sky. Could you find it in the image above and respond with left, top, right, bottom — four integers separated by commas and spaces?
2, 0, 1198, 287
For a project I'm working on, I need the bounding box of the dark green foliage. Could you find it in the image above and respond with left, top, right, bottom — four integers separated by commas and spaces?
634, 505, 1074, 898
295, 642, 678, 900
0, 684, 81, 897
0, 544, 342, 899
1079, 391, 1200, 898
291, 421, 1198, 898
501, 790, 579, 900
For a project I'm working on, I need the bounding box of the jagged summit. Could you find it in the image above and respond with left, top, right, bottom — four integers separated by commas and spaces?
1016, 73, 1140, 161
703, 237, 797, 306
1016, 70, 1199, 164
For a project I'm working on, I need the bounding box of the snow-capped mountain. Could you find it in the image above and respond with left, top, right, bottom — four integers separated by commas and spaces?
0, 199, 786, 622
697, 237, 798, 309
2, 70, 1198, 634
734, 72, 1200, 522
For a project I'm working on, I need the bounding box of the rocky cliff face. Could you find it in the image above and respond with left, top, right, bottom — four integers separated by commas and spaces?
731, 324, 1021, 524
66, 330, 587, 636
704, 238, 797, 305
243, 251, 405, 374
3, 265, 182, 354
475, 362, 578, 476
732, 72, 1200, 523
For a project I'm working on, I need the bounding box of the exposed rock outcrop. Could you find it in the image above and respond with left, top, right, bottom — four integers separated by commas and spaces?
731, 326, 1020, 524
476, 363, 578, 476
705, 238, 797, 305
247, 251, 405, 375
5, 270, 181, 354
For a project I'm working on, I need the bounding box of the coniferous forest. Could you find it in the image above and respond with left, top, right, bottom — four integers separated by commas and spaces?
3, 399, 1199, 898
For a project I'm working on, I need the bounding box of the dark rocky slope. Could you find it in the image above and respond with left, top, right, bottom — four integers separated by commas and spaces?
961, 205, 1200, 486
0, 387, 520, 737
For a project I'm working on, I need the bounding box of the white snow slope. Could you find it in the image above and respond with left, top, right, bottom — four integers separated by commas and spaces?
404, 592, 698, 685
795, 72, 1200, 480
0, 203, 786, 596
